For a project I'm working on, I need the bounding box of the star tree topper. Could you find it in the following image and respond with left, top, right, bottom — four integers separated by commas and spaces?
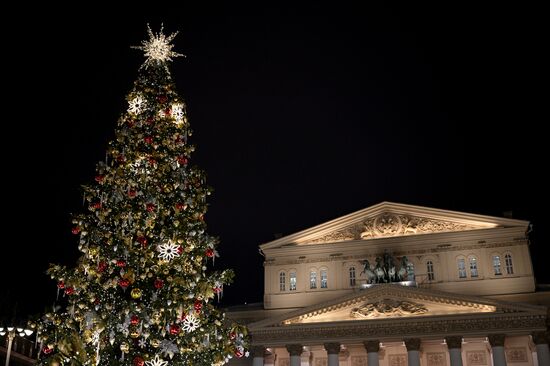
133, 24, 184, 70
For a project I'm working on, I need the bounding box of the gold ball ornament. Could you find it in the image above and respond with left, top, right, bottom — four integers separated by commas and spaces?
151, 339, 161, 348
120, 342, 130, 353
131, 288, 142, 299
130, 328, 140, 339
88, 247, 99, 256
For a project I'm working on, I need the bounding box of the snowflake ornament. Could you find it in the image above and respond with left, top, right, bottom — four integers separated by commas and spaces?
157, 241, 181, 261
182, 313, 200, 333
128, 96, 145, 114
145, 355, 168, 366
132, 24, 184, 70
171, 103, 185, 125
138, 338, 147, 348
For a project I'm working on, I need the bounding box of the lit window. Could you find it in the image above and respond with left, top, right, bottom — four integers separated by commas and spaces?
349, 267, 356, 287
289, 272, 297, 291
310, 271, 317, 289
458, 258, 467, 278
279, 271, 286, 291
505, 254, 514, 274
427, 261, 435, 281
407, 262, 415, 281
469, 257, 478, 277
321, 269, 328, 288
493, 255, 502, 275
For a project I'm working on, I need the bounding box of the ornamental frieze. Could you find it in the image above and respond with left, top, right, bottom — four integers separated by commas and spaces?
306, 213, 483, 244
351, 299, 428, 318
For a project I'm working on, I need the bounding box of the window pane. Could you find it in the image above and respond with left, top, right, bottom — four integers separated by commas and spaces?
310, 271, 317, 289
427, 261, 434, 281
469, 257, 478, 277
493, 255, 501, 275
505, 254, 514, 274
349, 266, 356, 287
279, 272, 286, 291
407, 263, 415, 281
290, 272, 297, 291
321, 269, 328, 288
458, 258, 467, 278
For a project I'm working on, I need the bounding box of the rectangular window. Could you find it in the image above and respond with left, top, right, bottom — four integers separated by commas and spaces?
469, 257, 478, 277
505, 254, 514, 274
279, 272, 286, 291
321, 269, 328, 288
289, 272, 297, 291
310, 271, 317, 289
407, 263, 415, 281
458, 258, 467, 278
493, 255, 502, 275
427, 261, 434, 281
349, 267, 356, 287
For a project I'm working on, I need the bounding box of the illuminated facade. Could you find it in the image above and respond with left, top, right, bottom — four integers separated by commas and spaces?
228, 202, 550, 366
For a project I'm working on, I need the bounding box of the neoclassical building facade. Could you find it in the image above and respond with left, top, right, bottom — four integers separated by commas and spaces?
227, 202, 550, 366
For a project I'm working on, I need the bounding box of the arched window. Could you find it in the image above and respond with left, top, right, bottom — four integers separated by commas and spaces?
505, 254, 514, 274
349, 266, 356, 287
427, 261, 435, 281
279, 271, 286, 291
457, 258, 467, 278
493, 255, 502, 275
407, 262, 415, 281
320, 269, 328, 288
310, 270, 317, 289
289, 271, 297, 291
469, 257, 478, 277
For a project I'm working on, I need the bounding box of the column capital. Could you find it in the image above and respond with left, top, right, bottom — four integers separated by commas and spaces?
532, 331, 549, 345
488, 334, 506, 347
286, 344, 304, 357
251, 345, 266, 358
404, 338, 421, 351
324, 343, 341, 355
445, 336, 463, 349
363, 340, 380, 353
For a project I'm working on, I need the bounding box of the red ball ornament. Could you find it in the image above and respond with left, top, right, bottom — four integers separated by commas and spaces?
177, 156, 188, 165
119, 278, 130, 288
229, 332, 236, 341
175, 202, 187, 211
98, 261, 107, 272
194, 300, 203, 311
235, 349, 244, 358
146, 117, 154, 125
42, 346, 53, 355
148, 157, 157, 165
213, 286, 222, 294
91, 202, 102, 209
128, 189, 137, 198
57, 281, 65, 289
206, 248, 214, 258
137, 236, 148, 246
117, 154, 125, 163
71, 227, 80, 235
127, 120, 135, 128
116, 260, 126, 268
95, 175, 104, 183
144, 136, 153, 144
158, 95, 168, 104
133, 356, 145, 366
169, 324, 180, 335
64, 287, 74, 295
154, 279, 164, 289
165, 108, 171, 115
177, 246, 183, 255
146, 203, 156, 212
130, 315, 140, 325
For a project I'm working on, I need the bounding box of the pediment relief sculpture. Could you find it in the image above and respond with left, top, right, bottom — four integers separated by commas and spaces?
351, 299, 428, 318
306, 213, 484, 244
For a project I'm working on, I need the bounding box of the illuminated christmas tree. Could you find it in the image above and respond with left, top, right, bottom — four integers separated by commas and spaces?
36, 26, 247, 366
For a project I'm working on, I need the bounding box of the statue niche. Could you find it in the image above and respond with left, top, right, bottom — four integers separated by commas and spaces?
361, 250, 411, 284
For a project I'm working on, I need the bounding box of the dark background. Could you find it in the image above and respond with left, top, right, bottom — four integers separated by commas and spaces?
0, 3, 546, 323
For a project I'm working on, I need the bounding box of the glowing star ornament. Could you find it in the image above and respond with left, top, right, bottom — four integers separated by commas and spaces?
145, 355, 168, 366
182, 313, 200, 333
157, 241, 181, 261
128, 95, 146, 114
133, 25, 184, 70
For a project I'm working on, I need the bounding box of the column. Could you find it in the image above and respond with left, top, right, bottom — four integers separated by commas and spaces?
488, 334, 506, 366
286, 344, 303, 366
324, 343, 341, 366
363, 340, 380, 366
445, 336, 463, 366
251, 345, 266, 366
404, 338, 421, 366
532, 331, 550, 366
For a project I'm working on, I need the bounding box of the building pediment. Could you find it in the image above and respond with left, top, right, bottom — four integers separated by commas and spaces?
249, 284, 545, 330
260, 202, 528, 249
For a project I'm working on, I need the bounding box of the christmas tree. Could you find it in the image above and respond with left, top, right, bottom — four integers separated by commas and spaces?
35, 26, 247, 366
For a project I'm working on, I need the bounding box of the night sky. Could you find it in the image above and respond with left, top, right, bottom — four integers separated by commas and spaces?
1, 4, 546, 323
